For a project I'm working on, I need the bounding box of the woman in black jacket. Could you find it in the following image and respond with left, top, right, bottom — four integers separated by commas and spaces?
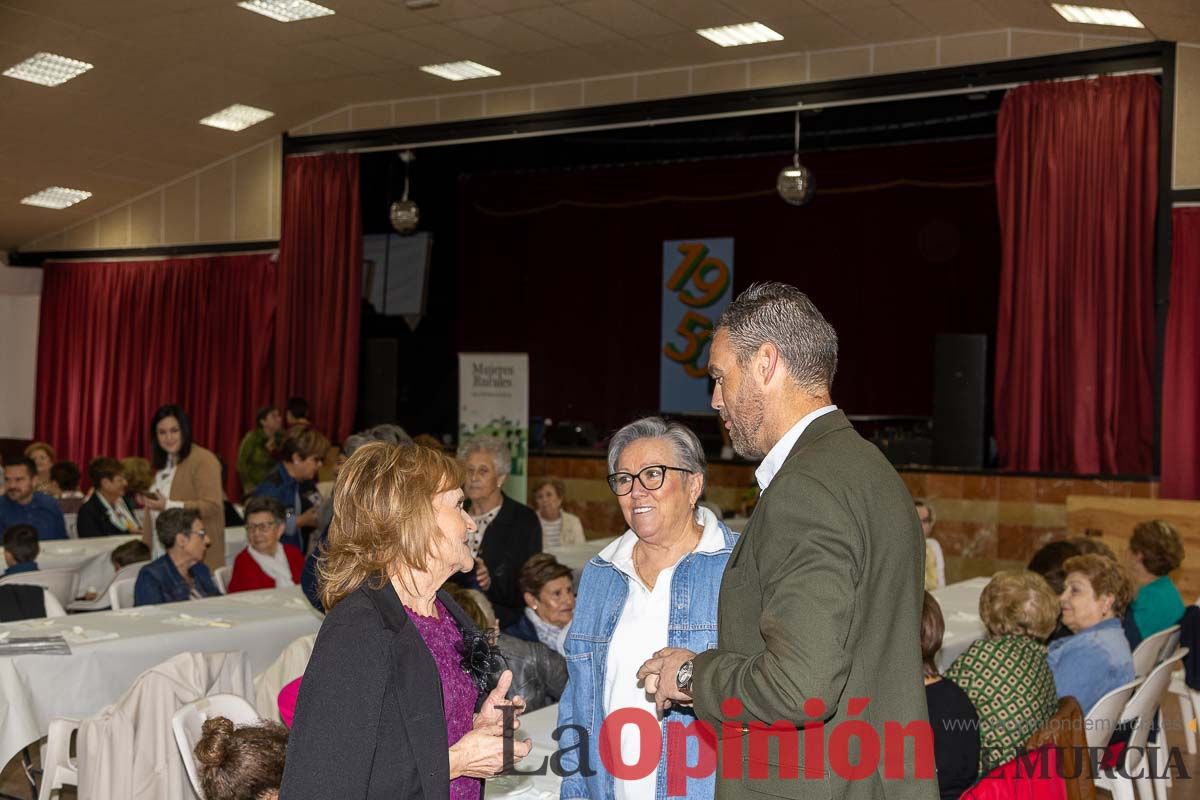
76, 457, 143, 538
279, 443, 532, 800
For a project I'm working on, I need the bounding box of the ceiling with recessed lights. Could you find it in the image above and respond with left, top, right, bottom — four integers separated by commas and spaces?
1, 0, 1197, 252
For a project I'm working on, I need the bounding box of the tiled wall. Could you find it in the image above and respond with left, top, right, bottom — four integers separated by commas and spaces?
529, 454, 1160, 563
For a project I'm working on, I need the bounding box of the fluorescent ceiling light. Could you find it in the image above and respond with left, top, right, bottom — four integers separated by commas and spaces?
696, 22, 784, 47
21, 187, 92, 210
1051, 4, 1144, 28
419, 61, 501, 81
199, 103, 275, 131
237, 0, 335, 22
3, 52, 93, 87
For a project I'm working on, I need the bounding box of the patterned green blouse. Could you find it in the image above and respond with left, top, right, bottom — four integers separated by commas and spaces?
944, 634, 1058, 772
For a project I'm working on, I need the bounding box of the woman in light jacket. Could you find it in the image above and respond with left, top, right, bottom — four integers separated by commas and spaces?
138, 404, 225, 571
557, 417, 736, 800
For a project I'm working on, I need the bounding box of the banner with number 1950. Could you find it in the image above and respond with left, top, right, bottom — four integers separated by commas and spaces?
660, 238, 734, 413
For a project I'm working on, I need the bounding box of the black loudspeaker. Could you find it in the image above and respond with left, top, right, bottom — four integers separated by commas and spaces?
359, 338, 399, 428
933, 334, 986, 468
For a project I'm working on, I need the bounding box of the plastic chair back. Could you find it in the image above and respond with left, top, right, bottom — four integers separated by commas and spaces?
109, 577, 137, 610
1132, 624, 1181, 678
0, 567, 79, 607
171, 693, 260, 796
1083, 679, 1139, 749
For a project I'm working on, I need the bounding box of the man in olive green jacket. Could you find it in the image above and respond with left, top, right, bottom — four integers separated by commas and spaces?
639, 282, 935, 800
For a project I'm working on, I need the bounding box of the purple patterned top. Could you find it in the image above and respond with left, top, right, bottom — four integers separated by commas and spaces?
405, 599, 481, 800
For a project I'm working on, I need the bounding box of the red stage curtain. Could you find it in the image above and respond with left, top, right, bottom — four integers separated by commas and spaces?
1162, 207, 1200, 498
994, 75, 1158, 474
275, 153, 362, 443
35, 253, 277, 499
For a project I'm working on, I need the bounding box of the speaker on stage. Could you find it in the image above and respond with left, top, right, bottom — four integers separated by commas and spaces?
359, 338, 399, 428
933, 334, 986, 468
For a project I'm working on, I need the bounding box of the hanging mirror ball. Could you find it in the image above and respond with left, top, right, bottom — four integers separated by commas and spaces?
777, 164, 815, 206
389, 199, 419, 234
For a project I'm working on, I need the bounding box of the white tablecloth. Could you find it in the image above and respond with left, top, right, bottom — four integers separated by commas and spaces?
485, 703, 562, 798
34, 536, 141, 596
0, 586, 322, 767
930, 575, 989, 670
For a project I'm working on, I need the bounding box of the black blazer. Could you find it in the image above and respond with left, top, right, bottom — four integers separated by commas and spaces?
473, 495, 541, 629
280, 582, 481, 800
76, 493, 139, 538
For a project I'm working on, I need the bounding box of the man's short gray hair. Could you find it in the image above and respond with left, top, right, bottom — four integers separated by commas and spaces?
342, 424, 413, 458
457, 435, 511, 477
717, 281, 838, 393
607, 417, 707, 495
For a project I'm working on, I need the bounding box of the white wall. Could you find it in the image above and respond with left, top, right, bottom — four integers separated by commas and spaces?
0, 259, 41, 439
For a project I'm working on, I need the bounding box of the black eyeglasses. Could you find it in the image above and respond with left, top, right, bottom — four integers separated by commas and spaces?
607, 465, 693, 496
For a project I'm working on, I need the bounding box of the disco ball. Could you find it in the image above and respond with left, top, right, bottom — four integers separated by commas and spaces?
390, 199, 419, 234
777, 163, 815, 206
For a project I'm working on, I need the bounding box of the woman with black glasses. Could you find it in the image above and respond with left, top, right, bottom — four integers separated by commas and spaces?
556, 416, 737, 800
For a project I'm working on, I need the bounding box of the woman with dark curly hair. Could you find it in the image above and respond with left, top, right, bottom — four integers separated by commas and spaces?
194, 716, 288, 800
279, 443, 531, 799
1123, 520, 1187, 647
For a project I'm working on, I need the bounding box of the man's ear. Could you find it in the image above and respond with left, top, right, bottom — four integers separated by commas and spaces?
755, 341, 782, 388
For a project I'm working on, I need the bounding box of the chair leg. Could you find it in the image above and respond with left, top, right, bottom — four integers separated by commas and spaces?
1179, 690, 1198, 755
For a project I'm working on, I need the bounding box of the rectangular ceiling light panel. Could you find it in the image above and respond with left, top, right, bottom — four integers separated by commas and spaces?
419, 61, 501, 81
3, 52, 93, 86
696, 22, 784, 47
21, 187, 92, 209
1050, 4, 1144, 28
200, 103, 275, 131
237, 0, 335, 22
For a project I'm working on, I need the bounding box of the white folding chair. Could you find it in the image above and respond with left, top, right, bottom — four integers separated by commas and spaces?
0, 567, 79, 608
63, 513, 79, 539
172, 693, 261, 797
1084, 679, 1139, 750
68, 560, 150, 612
214, 565, 231, 594
108, 577, 138, 610
1094, 649, 1188, 800
1131, 625, 1180, 679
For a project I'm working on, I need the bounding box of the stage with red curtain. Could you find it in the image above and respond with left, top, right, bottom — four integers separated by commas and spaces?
1162, 207, 1200, 499
35, 253, 277, 499
34, 152, 362, 499
994, 75, 1159, 476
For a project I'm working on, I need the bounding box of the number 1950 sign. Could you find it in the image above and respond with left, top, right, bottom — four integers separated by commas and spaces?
660, 238, 734, 413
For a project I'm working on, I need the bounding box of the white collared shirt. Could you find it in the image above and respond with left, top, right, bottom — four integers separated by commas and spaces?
754, 405, 838, 492
600, 507, 726, 800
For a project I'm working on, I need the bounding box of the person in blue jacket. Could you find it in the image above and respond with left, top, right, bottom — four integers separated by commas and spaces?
134, 508, 220, 606
0, 458, 67, 540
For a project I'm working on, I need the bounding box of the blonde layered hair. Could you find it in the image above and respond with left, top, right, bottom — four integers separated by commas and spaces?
979, 570, 1058, 639
318, 443, 464, 611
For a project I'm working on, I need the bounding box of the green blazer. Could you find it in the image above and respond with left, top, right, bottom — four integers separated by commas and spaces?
693, 410, 937, 800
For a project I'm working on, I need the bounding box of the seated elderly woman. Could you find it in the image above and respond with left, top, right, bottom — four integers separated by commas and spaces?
24, 442, 57, 497
1123, 520, 1187, 648
195, 716, 289, 800
280, 442, 530, 799
1047, 554, 1135, 712
557, 416, 737, 800
503, 553, 574, 655
133, 508, 221, 605
532, 478, 584, 548
77, 457, 143, 538
456, 435, 541, 629
228, 496, 304, 593
921, 591, 979, 800
944, 570, 1059, 772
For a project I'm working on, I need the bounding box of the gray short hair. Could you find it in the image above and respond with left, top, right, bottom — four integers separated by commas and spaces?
607, 417, 707, 495
342, 424, 413, 458
717, 281, 838, 392
457, 435, 511, 477
156, 507, 200, 552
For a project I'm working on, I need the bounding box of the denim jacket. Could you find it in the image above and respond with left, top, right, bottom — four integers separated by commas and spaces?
133, 554, 221, 606
557, 509, 737, 800
1047, 617, 1134, 713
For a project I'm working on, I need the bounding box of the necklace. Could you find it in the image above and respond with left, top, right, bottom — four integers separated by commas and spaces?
632, 543, 655, 590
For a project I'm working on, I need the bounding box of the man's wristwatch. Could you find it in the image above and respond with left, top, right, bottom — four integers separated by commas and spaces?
676, 659, 694, 693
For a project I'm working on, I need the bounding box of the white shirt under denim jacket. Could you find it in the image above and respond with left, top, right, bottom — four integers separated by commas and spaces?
557, 507, 737, 800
